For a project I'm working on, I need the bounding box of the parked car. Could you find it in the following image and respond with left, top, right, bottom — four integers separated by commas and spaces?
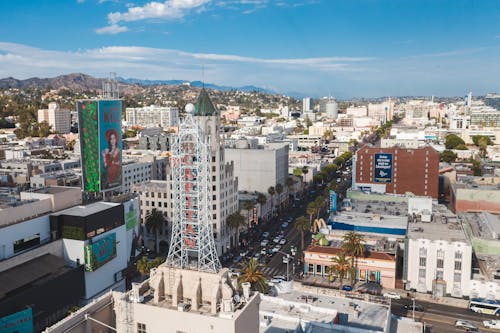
455, 320, 477, 330
483, 320, 500, 329
404, 304, 424, 312
260, 239, 269, 247
383, 292, 401, 299
279, 238, 287, 245
342, 285, 353, 291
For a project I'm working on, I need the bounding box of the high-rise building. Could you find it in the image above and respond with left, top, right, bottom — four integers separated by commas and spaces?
126, 105, 179, 128
302, 97, 313, 112
38, 102, 71, 134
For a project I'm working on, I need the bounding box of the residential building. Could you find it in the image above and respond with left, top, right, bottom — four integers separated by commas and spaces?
37, 102, 72, 134
302, 97, 313, 112
125, 105, 179, 128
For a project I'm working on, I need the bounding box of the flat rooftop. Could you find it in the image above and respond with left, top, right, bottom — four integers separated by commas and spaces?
348, 197, 409, 217
52, 201, 120, 217
0, 253, 72, 300
407, 221, 467, 242
31, 186, 80, 195
260, 288, 389, 332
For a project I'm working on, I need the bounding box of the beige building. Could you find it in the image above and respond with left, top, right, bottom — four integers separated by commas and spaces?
37, 102, 71, 134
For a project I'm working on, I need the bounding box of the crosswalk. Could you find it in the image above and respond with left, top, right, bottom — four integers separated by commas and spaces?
261, 265, 286, 278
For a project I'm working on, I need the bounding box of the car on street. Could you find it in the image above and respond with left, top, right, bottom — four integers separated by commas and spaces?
455, 320, 478, 330
239, 250, 249, 257
279, 238, 286, 245
404, 304, 424, 312
281, 221, 289, 228
483, 320, 500, 329
273, 237, 281, 243
273, 275, 286, 282
342, 285, 353, 291
253, 252, 261, 259
272, 245, 282, 253
260, 248, 267, 256
260, 239, 269, 247
232, 256, 243, 264
268, 278, 283, 285
262, 232, 270, 238
383, 292, 401, 299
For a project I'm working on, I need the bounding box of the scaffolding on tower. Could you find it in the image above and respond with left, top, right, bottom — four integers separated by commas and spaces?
166, 104, 221, 273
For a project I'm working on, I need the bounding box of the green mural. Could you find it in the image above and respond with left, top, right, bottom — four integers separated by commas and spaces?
78, 101, 100, 192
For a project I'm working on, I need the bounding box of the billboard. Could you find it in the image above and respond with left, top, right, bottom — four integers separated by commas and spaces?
84, 233, 117, 272
374, 153, 392, 183
99, 100, 123, 191
0, 308, 33, 333
125, 200, 139, 231
78, 101, 100, 192
330, 190, 337, 213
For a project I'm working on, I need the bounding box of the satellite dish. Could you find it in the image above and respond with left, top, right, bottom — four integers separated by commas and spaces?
233, 295, 241, 303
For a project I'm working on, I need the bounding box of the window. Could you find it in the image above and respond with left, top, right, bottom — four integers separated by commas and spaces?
419, 247, 427, 256
437, 249, 444, 258
454, 261, 462, 271
419, 257, 426, 267
419, 269, 426, 278
436, 270, 444, 280
454, 273, 461, 282
437, 259, 444, 269
137, 323, 146, 333
455, 251, 462, 260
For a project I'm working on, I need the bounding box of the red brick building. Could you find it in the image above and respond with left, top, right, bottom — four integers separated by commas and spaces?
354, 145, 440, 198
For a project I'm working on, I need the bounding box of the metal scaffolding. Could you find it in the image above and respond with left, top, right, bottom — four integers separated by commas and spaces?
166, 107, 221, 273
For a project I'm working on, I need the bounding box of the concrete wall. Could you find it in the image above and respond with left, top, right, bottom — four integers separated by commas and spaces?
0, 198, 52, 226
0, 239, 63, 272
0, 215, 51, 260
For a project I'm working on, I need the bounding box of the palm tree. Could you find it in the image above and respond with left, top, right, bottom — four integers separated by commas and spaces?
227, 212, 246, 250
268, 186, 275, 216
145, 208, 165, 254
137, 256, 150, 278
342, 231, 365, 285
295, 216, 310, 250
275, 183, 283, 211
238, 258, 268, 293
243, 200, 254, 226
306, 201, 317, 230
314, 196, 326, 220
331, 252, 351, 290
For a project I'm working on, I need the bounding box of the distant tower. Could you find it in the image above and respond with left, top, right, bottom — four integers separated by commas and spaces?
166, 103, 221, 273
102, 72, 120, 99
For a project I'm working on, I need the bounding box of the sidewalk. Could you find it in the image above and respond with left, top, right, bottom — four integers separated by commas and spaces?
411, 292, 469, 308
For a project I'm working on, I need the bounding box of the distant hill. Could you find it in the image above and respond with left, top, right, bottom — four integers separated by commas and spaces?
117, 77, 274, 94
0, 73, 275, 94
0, 73, 105, 91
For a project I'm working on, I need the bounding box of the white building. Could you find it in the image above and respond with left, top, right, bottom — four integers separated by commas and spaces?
302, 97, 313, 112
346, 105, 368, 118
121, 154, 168, 193
37, 102, 71, 134
126, 105, 179, 128
405, 217, 472, 298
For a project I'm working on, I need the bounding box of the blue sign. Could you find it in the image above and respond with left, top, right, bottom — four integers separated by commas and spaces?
330, 190, 337, 213
374, 153, 392, 183
84, 233, 117, 272
0, 308, 34, 333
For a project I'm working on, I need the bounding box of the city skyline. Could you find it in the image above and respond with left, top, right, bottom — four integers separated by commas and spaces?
0, 0, 499, 97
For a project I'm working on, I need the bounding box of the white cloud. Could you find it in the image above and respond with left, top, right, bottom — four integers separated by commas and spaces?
95, 24, 129, 35
108, 0, 211, 24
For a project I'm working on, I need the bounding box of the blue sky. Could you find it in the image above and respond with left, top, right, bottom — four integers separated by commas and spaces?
0, 0, 499, 97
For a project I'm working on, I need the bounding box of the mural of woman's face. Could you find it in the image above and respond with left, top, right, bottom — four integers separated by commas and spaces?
110, 133, 117, 148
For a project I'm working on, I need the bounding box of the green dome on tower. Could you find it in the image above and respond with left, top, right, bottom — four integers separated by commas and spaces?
194, 88, 217, 116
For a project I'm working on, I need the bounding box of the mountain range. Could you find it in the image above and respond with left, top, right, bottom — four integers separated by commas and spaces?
0, 73, 275, 94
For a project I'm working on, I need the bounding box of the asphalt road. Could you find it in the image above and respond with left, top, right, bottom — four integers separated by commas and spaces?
392, 298, 499, 333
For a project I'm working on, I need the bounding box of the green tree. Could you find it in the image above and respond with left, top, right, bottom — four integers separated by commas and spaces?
314, 196, 326, 220
293, 168, 303, 178
440, 150, 458, 163
145, 209, 165, 254
295, 216, 310, 250
306, 201, 317, 229
445, 134, 465, 149
330, 252, 352, 290
227, 212, 246, 250
137, 256, 150, 277
38, 121, 52, 137
275, 183, 283, 210
238, 259, 268, 293
342, 232, 365, 285
454, 144, 468, 150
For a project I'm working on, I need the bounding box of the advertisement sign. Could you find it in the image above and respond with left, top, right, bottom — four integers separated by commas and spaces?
78, 101, 100, 192
99, 100, 123, 191
0, 308, 33, 333
125, 201, 139, 231
330, 190, 337, 213
84, 233, 117, 272
374, 153, 392, 183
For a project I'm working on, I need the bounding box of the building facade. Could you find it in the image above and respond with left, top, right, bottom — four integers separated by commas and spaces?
126, 105, 179, 128
353, 145, 440, 199
38, 102, 72, 134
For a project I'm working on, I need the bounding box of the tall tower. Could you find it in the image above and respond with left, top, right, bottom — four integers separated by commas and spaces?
166, 103, 221, 272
